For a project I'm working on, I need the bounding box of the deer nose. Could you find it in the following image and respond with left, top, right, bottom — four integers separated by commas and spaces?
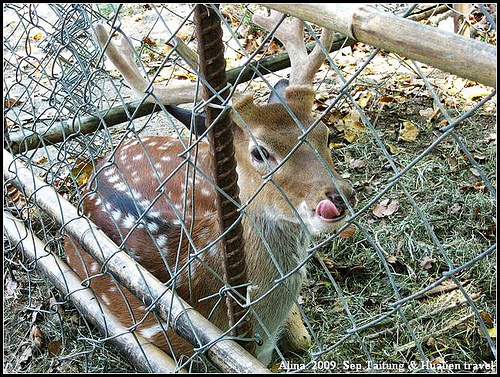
326, 192, 347, 216
324, 183, 356, 216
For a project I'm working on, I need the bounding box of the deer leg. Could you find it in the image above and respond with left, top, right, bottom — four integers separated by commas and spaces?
279, 303, 311, 354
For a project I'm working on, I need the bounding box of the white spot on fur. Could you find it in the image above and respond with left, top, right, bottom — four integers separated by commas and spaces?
114, 182, 127, 192
159, 141, 173, 150
104, 169, 115, 177
111, 209, 122, 221
107, 174, 120, 183
148, 210, 161, 218
123, 214, 137, 228
132, 154, 143, 161
101, 294, 111, 306
146, 222, 159, 233
130, 189, 142, 199
156, 235, 167, 248
161, 155, 172, 162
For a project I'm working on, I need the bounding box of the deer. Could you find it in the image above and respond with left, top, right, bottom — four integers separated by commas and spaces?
64, 9, 355, 366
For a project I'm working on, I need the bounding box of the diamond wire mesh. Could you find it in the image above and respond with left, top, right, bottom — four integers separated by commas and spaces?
4, 3, 496, 373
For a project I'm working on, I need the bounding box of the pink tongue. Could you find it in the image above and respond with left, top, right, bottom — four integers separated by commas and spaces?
316, 199, 341, 220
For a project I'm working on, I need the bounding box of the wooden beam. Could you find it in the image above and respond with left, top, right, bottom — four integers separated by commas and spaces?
3, 212, 184, 373
262, 4, 496, 88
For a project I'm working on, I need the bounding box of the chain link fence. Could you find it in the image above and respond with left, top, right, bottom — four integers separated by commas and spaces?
4, 3, 496, 373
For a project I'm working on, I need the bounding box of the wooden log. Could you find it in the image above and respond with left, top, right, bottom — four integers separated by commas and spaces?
3, 212, 184, 373
407, 4, 450, 22
3, 149, 270, 374
262, 4, 496, 88
6, 100, 159, 154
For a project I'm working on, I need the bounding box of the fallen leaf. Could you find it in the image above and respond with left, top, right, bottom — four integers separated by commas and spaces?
385, 254, 406, 273
385, 254, 397, 264
33, 155, 47, 164
426, 337, 436, 347
484, 133, 496, 144
470, 168, 481, 177
337, 117, 366, 143
379, 95, 394, 104
339, 224, 356, 238
47, 340, 62, 356
5, 98, 24, 108
479, 324, 497, 339
419, 108, 435, 118
142, 36, 156, 46
173, 71, 197, 81
461, 85, 491, 101
176, 24, 195, 41
373, 199, 399, 218
30, 31, 43, 41
329, 142, 345, 149
420, 256, 435, 271
480, 311, 494, 327
349, 159, 366, 169
486, 326, 496, 339
431, 357, 445, 365
419, 107, 441, 122
459, 182, 487, 193
4, 276, 19, 299
19, 346, 33, 365
449, 203, 462, 214
472, 153, 486, 163
312, 255, 365, 283
358, 91, 372, 108
399, 120, 419, 142
71, 159, 94, 187
30, 325, 44, 348
385, 142, 400, 155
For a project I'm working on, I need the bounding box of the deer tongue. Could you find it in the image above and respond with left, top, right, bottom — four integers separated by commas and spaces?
316, 199, 341, 221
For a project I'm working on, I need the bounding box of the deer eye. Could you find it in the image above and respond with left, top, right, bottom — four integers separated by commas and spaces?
250, 146, 270, 163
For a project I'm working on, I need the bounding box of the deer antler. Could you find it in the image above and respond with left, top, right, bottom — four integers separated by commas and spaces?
94, 24, 198, 106
253, 10, 334, 86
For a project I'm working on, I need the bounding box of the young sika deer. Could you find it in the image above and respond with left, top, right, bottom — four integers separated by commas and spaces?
65, 11, 355, 365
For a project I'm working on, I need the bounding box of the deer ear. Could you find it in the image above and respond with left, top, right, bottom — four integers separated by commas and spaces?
231, 93, 260, 130
285, 85, 316, 117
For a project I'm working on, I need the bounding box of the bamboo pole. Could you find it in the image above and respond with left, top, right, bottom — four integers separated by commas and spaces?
262, 4, 497, 88
3, 212, 183, 373
3, 149, 270, 374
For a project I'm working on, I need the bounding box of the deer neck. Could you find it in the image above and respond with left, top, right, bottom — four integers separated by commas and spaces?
242, 214, 309, 293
